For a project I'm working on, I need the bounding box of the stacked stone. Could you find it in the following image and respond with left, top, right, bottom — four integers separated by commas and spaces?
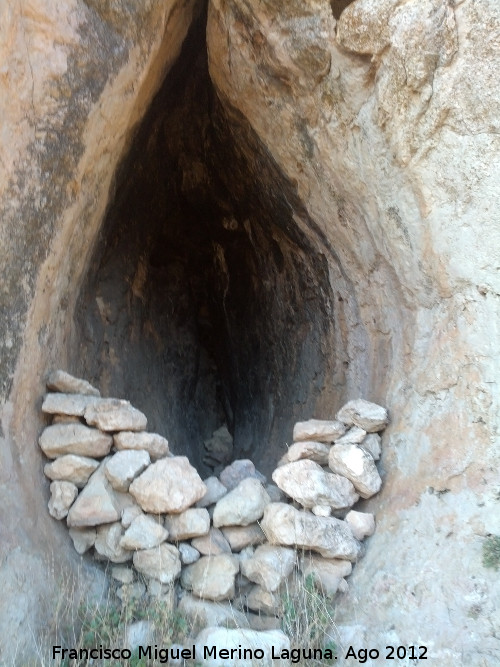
39, 371, 388, 632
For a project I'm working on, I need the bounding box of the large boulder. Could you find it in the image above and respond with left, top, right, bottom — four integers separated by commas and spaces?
213, 478, 270, 527
261, 503, 361, 561
39, 423, 113, 459
272, 459, 359, 510
129, 457, 206, 514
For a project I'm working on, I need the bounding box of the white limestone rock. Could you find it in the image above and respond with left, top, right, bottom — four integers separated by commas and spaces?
221, 523, 267, 552
345, 510, 375, 540
328, 444, 382, 498
191, 527, 232, 555
129, 456, 206, 514
261, 503, 362, 561
280, 440, 331, 466
178, 543, 201, 565
293, 419, 346, 443
334, 426, 367, 445
121, 504, 143, 528
120, 514, 169, 550
133, 544, 181, 584
68, 527, 96, 554
42, 392, 100, 417
114, 431, 170, 460
95, 523, 132, 563
105, 449, 150, 492
39, 423, 113, 459
47, 370, 100, 397
360, 433, 382, 461
84, 399, 147, 432
48, 481, 78, 520
196, 476, 228, 507
66, 460, 120, 527
44, 454, 99, 488
164, 508, 210, 541
240, 545, 295, 593
181, 554, 239, 601
312, 505, 331, 517
272, 459, 359, 510
301, 554, 352, 598
219, 459, 266, 491
245, 586, 282, 615
178, 594, 250, 629
213, 478, 270, 528
336, 399, 389, 433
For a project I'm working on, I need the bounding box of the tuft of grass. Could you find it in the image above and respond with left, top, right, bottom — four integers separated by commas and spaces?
482, 535, 500, 571
280, 572, 338, 666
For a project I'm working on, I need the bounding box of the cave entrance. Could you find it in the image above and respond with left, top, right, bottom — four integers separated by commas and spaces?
75, 14, 339, 477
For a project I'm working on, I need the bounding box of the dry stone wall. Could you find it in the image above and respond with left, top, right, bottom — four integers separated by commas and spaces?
40, 371, 388, 634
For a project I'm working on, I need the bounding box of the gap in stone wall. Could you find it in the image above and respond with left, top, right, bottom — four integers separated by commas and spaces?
74, 12, 343, 476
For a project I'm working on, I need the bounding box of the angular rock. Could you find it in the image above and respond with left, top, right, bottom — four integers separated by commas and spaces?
301, 554, 352, 598
46, 370, 100, 397
121, 504, 143, 528
221, 524, 267, 552
328, 444, 382, 498
129, 456, 206, 514
293, 419, 346, 443
272, 459, 359, 510
44, 454, 99, 488
261, 503, 362, 561
178, 543, 201, 565
336, 399, 389, 432
48, 481, 78, 520
196, 476, 228, 507
194, 627, 290, 667
105, 450, 150, 492
219, 459, 266, 491
245, 586, 282, 615
280, 440, 331, 466
360, 433, 382, 461
66, 461, 120, 527
133, 544, 181, 583
42, 393, 100, 417
334, 426, 367, 445
84, 398, 147, 432
181, 554, 239, 601
111, 566, 134, 584
345, 510, 375, 540
178, 594, 250, 630
95, 523, 132, 563
120, 514, 169, 550
203, 425, 233, 466
114, 431, 170, 460
191, 527, 231, 556
213, 478, 270, 528
240, 545, 295, 593
39, 423, 113, 459
165, 508, 210, 541
312, 505, 331, 517
68, 527, 96, 554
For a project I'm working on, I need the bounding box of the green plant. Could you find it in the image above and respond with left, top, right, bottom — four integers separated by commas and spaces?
482, 535, 500, 571
280, 571, 338, 666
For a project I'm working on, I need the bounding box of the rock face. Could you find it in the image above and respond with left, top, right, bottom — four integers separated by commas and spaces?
0, 0, 498, 662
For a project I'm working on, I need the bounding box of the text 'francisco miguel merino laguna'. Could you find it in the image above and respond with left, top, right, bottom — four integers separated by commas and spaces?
52, 643, 336, 663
